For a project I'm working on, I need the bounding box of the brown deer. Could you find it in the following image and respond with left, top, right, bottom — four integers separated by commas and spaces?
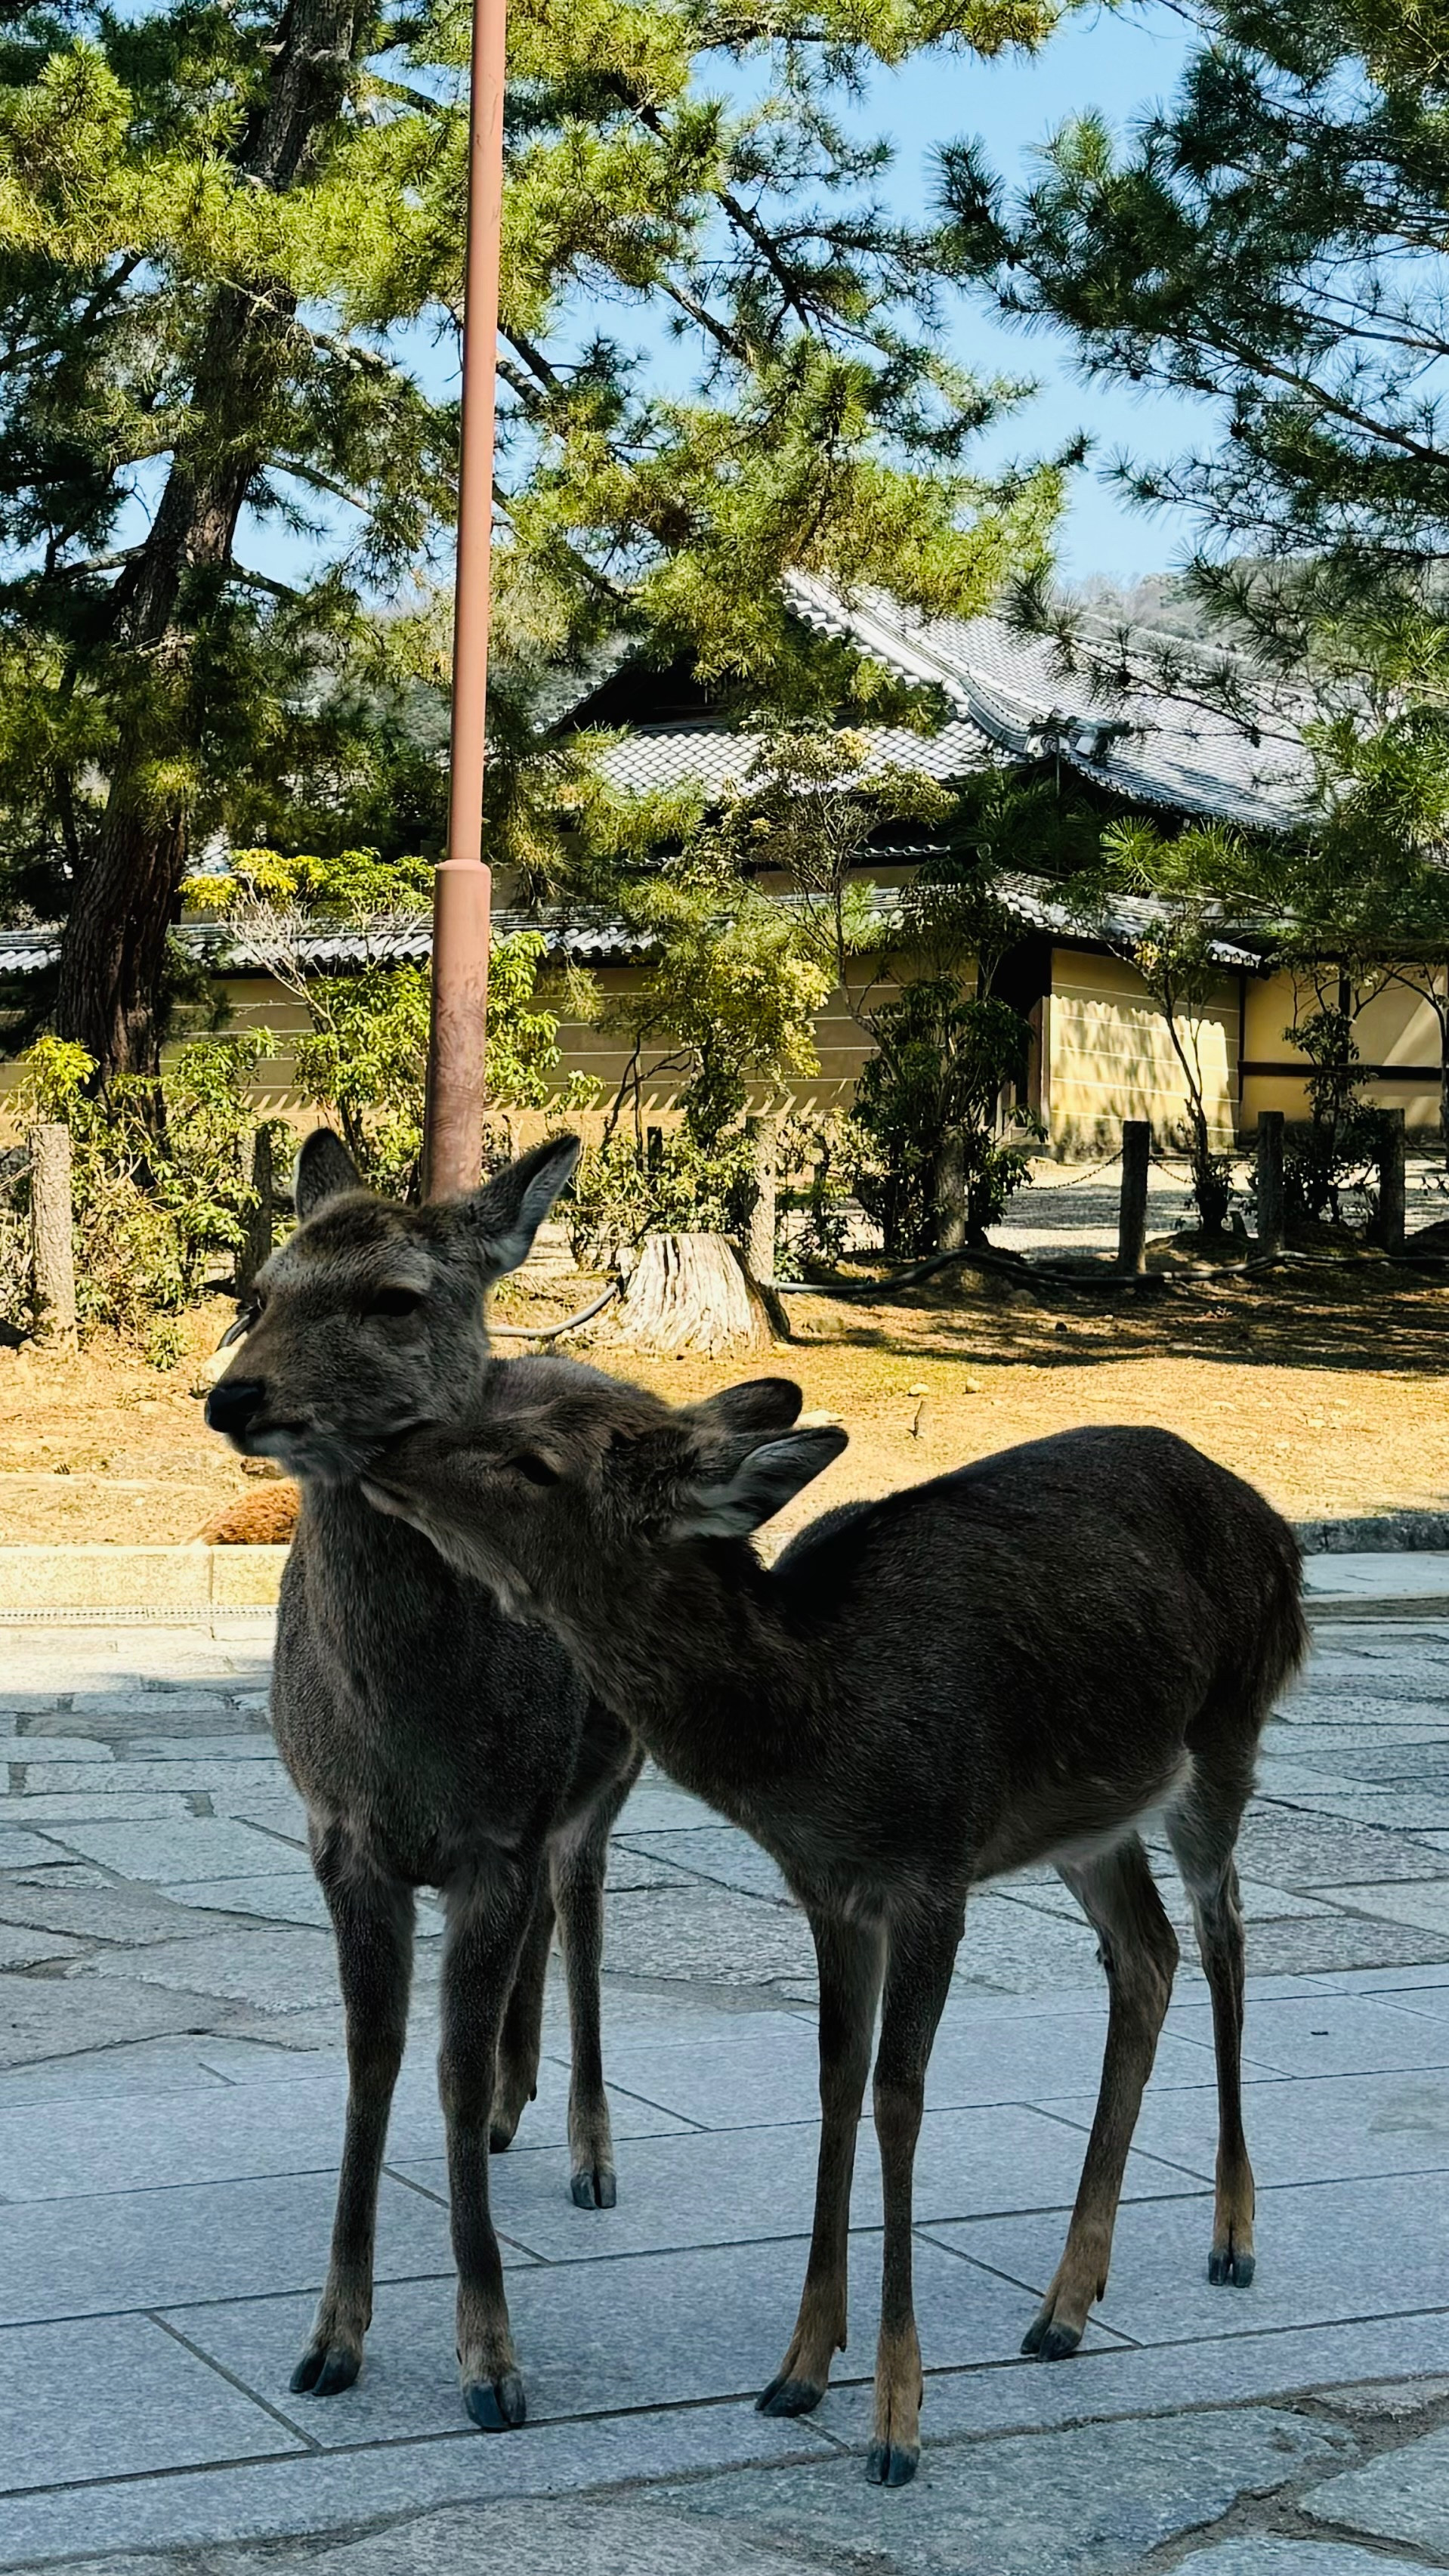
360, 1357, 1308, 2488
204, 1134, 641, 2436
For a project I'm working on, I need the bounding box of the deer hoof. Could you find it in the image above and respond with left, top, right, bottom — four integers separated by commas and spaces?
757, 2375, 825, 2417
1021, 2313, 1082, 2362
865, 2438, 919, 2488
570, 2164, 617, 2210
290, 2340, 361, 2396
1208, 2244, 1255, 2287
465, 2370, 527, 2430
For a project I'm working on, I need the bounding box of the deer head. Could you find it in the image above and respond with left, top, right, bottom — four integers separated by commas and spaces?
360, 1358, 848, 1615
203, 1132, 579, 1484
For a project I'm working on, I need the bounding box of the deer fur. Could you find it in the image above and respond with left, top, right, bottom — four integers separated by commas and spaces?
203, 1136, 640, 2435
361, 1356, 1308, 2487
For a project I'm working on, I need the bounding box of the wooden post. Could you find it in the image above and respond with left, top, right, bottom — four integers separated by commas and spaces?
236, 1125, 274, 1297
745, 1110, 779, 1282
1255, 1110, 1285, 1259
1373, 1106, 1406, 1254
29, 1122, 76, 1350
934, 1127, 966, 1254
1117, 1120, 1150, 1276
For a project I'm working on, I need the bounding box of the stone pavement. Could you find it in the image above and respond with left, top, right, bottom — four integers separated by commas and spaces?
3, 1571, 1449, 2569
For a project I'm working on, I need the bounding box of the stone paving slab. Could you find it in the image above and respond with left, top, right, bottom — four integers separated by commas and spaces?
83, 1925, 343, 2012
1051, 2064, 1449, 2185
0, 1596, 1447, 2567
0, 1969, 234, 2066
1163, 1986, 1449, 2076
0, 2315, 300, 2495
653, 2407, 1354, 2576
165, 2228, 1114, 2449
45, 1820, 312, 1884
0, 2069, 685, 2204
397, 2102, 1196, 2268
0, 2404, 830, 2569
0, 2168, 462, 2326
1177, 2547, 1429, 2574
813, 2310, 1449, 2451
1301, 2422, 1449, 2550
927, 2169, 1449, 2348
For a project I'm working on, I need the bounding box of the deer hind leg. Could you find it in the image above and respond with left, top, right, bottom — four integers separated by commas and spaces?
293, 1834, 414, 2397
1024, 1835, 1178, 2363
551, 1770, 635, 2211
867, 1902, 964, 2488
491, 1880, 555, 2155
439, 1855, 540, 2430
759, 1910, 883, 2421
1165, 1768, 1256, 2287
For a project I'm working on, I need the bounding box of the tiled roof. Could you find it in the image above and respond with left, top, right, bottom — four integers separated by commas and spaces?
0, 911, 657, 982
584, 577, 1310, 827
595, 714, 996, 797
780, 575, 1311, 828
1, 880, 1259, 984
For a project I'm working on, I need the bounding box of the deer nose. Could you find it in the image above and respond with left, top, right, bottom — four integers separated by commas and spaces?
205, 1378, 265, 1438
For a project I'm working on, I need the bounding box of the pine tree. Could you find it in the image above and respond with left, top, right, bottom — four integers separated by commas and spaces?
0, 0, 1063, 1080
941, 0, 1449, 670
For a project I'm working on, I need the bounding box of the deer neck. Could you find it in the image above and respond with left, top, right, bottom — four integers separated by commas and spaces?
292, 1476, 453, 1641
541, 1541, 815, 1809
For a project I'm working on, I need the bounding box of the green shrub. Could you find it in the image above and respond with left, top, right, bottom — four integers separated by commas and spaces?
5, 1033, 277, 1352
567, 1127, 756, 1269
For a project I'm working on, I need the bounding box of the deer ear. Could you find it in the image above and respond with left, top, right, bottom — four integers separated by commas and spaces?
691, 1379, 804, 1437
672, 1425, 848, 1541
294, 1130, 363, 1220
443, 1134, 581, 1280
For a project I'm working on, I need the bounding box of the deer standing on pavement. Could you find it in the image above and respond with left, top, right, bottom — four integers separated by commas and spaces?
204, 1134, 640, 2435
360, 1358, 1307, 2487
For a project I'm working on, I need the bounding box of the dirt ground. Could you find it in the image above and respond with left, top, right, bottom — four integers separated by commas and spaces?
1, 1248, 1446, 1543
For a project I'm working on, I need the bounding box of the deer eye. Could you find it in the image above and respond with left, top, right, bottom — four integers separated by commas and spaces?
512, 1453, 560, 1486
366, 1287, 422, 1320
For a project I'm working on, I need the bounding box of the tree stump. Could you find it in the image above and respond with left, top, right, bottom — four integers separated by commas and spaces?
29, 1122, 77, 1351
604, 1232, 775, 1357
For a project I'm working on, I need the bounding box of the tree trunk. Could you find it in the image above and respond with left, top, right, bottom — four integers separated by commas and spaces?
604, 1233, 775, 1357
745, 1112, 779, 1282
933, 1127, 966, 1253
236, 1125, 276, 1296
29, 1124, 77, 1351
54, 0, 360, 1079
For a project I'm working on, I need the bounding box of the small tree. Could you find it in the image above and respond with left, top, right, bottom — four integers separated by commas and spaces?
1289, 636, 1449, 1164
6, 1030, 274, 1356
193, 849, 595, 1198
1070, 819, 1272, 1239
720, 734, 1039, 1259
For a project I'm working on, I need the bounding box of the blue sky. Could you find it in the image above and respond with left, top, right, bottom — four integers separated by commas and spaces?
878, 2, 1213, 579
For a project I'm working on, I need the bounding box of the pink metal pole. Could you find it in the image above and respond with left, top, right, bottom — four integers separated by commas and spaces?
422, 0, 507, 1201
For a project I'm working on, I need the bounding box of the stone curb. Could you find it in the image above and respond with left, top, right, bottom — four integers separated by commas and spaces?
1296, 1512, 1449, 1553
0, 1511, 1444, 1625
0, 1544, 286, 1618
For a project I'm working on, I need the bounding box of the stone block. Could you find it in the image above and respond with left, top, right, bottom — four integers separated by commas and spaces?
1302, 2424, 1449, 2552
656, 2405, 1350, 2576
930, 2169, 1449, 2348
0, 2167, 458, 2326
41, 1820, 310, 1885
83, 1926, 341, 2013
0, 2312, 298, 2495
